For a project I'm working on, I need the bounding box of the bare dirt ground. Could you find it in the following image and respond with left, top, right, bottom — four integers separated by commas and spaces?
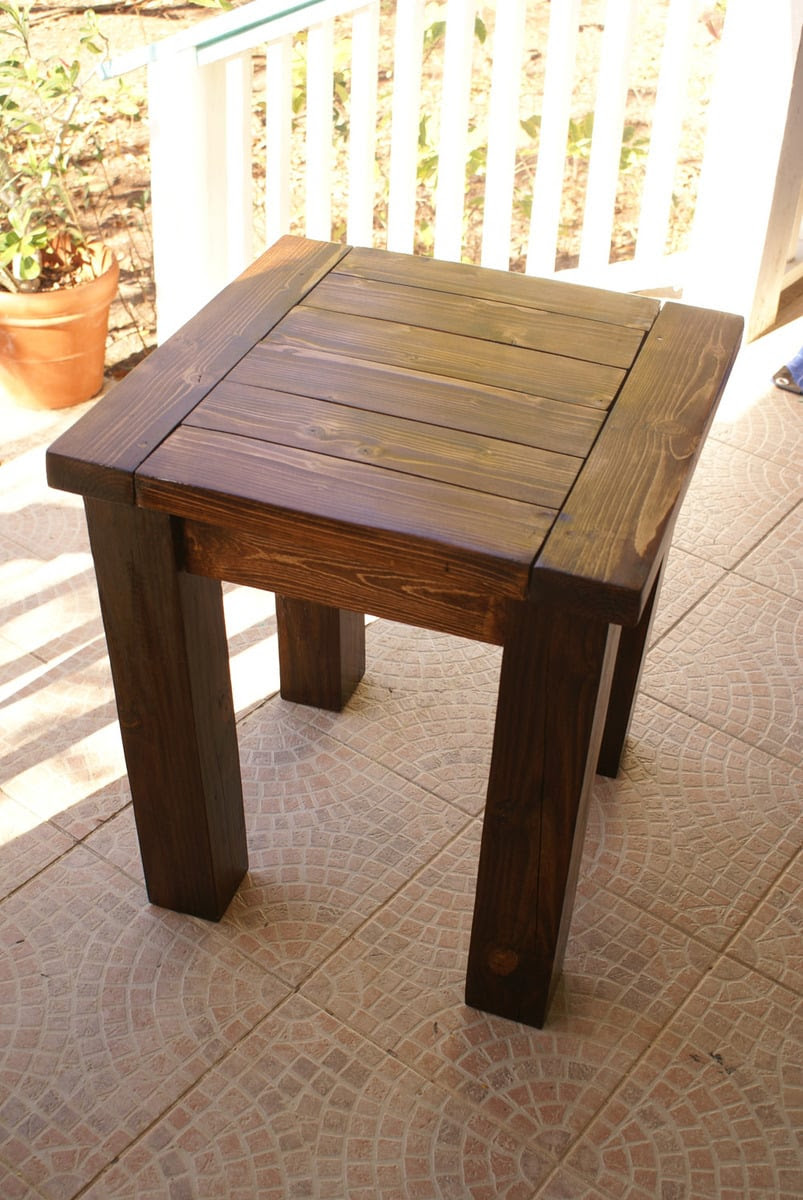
19, 0, 725, 375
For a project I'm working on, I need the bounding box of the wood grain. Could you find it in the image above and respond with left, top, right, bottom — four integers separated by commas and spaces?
302, 272, 646, 367
187, 381, 581, 508
530, 302, 744, 624
275, 596, 365, 710
228, 341, 605, 458
46, 236, 349, 503
465, 602, 619, 1027
84, 498, 247, 919
271, 306, 626, 408
180, 518, 516, 644
337, 245, 660, 331
597, 559, 666, 778
137, 425, 554, 569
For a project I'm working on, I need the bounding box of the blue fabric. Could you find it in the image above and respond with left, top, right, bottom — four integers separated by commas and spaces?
786, 346, 803, 387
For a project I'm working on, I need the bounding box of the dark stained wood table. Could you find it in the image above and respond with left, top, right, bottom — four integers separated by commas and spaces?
47, 236, 742, 1028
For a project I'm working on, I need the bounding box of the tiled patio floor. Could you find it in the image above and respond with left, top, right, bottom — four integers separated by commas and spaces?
1, 309, 801, 1198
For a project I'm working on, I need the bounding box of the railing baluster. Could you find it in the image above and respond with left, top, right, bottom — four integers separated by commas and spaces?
128, 0, 778, 340
636, 0, 695, 266
347, 3, 380, 246
387, 0, 425, 253
305, 18, 335, 239
579, 0, 638, 271
434, 0, 476, 263
265, 34, 293, 246
480, 0, 526, 270
526, 0, 581, 276
223, 55, 254, 277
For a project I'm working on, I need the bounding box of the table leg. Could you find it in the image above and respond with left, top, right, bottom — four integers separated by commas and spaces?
85, 498, 247, 920
276, 595, 366, 711
465, 602, 619, 1028
597, 558, 666, 778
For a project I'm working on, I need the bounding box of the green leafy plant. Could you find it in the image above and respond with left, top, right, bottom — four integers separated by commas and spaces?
0, 0, 135, 293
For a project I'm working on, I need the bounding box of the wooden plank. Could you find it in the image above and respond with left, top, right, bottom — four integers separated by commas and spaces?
302, 272, 645, 367
84, 498, 247, 920
337, 244, 660, 329
187, 381, 581, 507
181, 517, 515, 645
46, 236, 349, 503
530, 303, 744, 624
137, 425, 554, 570
271, 307, 626, 408
229, 341, 605, 458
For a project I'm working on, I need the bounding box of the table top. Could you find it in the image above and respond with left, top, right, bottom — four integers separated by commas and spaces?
48, 236, 743, 630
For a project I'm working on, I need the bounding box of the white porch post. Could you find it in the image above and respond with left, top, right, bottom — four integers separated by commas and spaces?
684, 0, 803, 339
148, 49, 253, 342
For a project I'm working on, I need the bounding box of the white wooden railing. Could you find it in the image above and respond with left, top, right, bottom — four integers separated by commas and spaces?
107, 0, 803, 344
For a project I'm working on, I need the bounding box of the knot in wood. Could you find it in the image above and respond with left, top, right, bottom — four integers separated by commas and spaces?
488, 947, 519, 976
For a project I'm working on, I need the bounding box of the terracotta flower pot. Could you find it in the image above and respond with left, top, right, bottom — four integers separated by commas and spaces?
0, 246, 119, 410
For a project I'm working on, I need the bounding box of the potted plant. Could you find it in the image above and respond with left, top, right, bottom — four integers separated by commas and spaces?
0, 0, 121, 409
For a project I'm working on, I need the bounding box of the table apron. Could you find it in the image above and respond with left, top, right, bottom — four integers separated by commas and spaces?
179, 515, 518, 646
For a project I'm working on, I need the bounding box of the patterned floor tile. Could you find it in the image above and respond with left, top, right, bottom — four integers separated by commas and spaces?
672, 437, 801, 567
0, 438, 90, 560
710, 377, 803, 470
0, 535, 103, 663
736, 503, 803, 600
81, 993, 552, 1200
1, 397, 92, 468
0, 586, 274, 839
227, 699, 470, 986
566, 958, 803, 1199
86, 697, 470, 989
0, 1156, 47, 1199
223, 584, 280, 717
82, 803, 141, 884
0, 845, 289, 1200
727, 849, 803, 992
533, 1164, 617, 1199
0, 632, 39, 703
301, 823, 713, 1161
0, 640, 126, 833
584, 697, 803, 949
0, 791, 73, 901
642, 573, 802, 765
649, 547, 725, 644
47, 776, 133, 844
302, 621, 502, 814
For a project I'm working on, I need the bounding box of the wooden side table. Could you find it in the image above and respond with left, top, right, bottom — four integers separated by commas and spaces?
47, 237, 742, 1028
